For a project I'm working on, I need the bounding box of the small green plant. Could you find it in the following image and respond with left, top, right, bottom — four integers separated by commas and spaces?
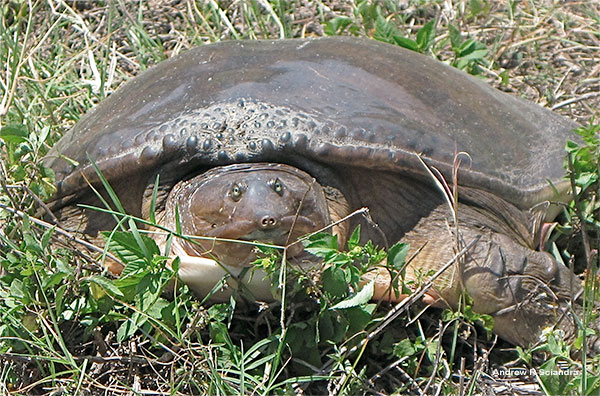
324, 0, 381, 36
522, 329, 600, 396
527, 121, 600, 395
374, 16, 436, 53
565, 122, 600, 194
0, 124, 56, 200
447, 24, 489, 74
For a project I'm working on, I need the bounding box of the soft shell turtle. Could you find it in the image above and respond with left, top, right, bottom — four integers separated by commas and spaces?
45, 37, 594, 351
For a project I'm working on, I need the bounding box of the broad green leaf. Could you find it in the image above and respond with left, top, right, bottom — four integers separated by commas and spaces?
538, 357, 573, 396
448, 24, 462, 50
42, 272, 67, 290
318, 310, 348, 343
102, 231, 159, 274
387, 242, 409, 270
331, 279, 374, 309
89, 275, 125, 297
347, 225, 361, 250
117, 313, 144, 342
393, 338, 417, 357
324, 16, 353, 36
303, 232, 338, 261
458, 48, 488, 62
147, 297, 170, 319
41, 226, 55, 250
0, 125, 28, 143
346, 304, 375, 334
322, 266, 349, 299
416, 20, 436, 51
392, 35, 418, 51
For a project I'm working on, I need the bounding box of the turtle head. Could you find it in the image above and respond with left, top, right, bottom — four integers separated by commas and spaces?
163, 163, 331, 267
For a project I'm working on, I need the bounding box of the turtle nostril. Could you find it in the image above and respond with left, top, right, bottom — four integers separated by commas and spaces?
260, 215, 278, 229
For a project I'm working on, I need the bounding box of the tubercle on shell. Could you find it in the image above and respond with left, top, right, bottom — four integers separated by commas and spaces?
124, 99, 417, 174
58, 98, 418, 196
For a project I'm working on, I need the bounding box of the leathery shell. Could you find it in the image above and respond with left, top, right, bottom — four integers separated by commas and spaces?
45, 37, 577, 209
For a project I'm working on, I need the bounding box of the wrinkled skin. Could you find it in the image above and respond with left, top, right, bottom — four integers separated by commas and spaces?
156, 163, 337, 301
368, 196, 589, 350
164, 163, 330, 266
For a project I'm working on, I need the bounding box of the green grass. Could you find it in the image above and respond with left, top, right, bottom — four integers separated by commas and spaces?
1, 1, 600, 394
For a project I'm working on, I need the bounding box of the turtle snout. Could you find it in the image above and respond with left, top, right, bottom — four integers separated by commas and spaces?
259, 214, 279, 230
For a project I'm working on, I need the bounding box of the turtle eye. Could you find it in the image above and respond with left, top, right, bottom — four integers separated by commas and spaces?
230, 183, 243, 201
269, 178, 284, 196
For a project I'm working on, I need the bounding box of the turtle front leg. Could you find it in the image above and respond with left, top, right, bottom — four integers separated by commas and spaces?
376, 201, 598, 353
456, 230, 584, 349
461, 230, 600, 354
